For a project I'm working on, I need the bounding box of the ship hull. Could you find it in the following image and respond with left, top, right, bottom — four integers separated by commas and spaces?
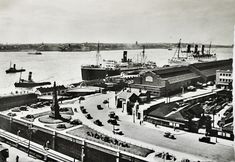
6, 69, 26, 74
0, 93, 37, 111
14, 82, 51, 88
81, 66, 148, 80
168, 56, 217, 66
81, 68, 121, 80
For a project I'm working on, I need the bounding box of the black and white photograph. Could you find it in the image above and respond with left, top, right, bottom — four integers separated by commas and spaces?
0, 0, 234, 162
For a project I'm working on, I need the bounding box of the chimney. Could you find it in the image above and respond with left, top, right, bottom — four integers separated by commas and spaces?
122, 51, 128, 62
186, 44, 191, 53
201, 45, 205, 55
194, 45, 198, 54
28, 72, 32, 81
13, 64, 16, 69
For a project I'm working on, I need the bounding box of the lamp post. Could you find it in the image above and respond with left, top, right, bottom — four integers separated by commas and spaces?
43, 140, 50, 161
27, 125, 37, 156
181, 86, 184, 97
17, 130, 21, 141
44, 140, 50, 150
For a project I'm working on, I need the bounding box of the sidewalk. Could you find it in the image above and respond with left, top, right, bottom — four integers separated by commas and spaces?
70, 93, 233, 161
70, 93, 212, 162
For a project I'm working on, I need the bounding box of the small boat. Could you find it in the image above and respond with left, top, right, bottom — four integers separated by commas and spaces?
28, 51, 42, 55
5, 62, 26, 74
14, 72, 51, 88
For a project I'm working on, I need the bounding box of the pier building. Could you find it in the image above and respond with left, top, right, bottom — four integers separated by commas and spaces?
131, 59, 232, 97
215, 69, 233, 89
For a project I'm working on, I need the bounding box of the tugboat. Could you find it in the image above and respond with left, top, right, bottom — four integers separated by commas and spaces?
5, 62, 26, 73
14, 72, 51, 88
168, 39, 217, 66
28, 51, 42, 55
81, 43, 157, 80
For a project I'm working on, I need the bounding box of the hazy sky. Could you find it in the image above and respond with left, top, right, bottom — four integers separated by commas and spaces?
0, 0, 234, 44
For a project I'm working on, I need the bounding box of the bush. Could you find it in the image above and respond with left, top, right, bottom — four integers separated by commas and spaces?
7, 113, 16, 117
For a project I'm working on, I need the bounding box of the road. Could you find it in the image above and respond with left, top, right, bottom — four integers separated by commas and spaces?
77, 91, 234, 162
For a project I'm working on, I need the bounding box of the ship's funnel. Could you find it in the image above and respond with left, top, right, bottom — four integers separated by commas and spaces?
194, 45, 198, 54
201, 45, 205, 55
28, 72, 32, 81
13, 64, 16, 69
186, 44, 191, 53
122, 51, 128, 62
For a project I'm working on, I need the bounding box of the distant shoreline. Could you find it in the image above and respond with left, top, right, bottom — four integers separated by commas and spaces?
0, 43, 232, 52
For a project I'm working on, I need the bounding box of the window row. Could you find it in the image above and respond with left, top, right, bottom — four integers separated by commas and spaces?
220, 73, 231, 77
219, 79, 232, 83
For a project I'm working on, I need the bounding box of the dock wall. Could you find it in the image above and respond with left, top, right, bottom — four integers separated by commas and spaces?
0, 93, 37, 111
0, 114, 147, 162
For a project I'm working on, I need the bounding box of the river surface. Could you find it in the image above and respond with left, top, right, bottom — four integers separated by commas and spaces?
0, 48, 233, 95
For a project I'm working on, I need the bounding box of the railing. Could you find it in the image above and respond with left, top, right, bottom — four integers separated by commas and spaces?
0, 130, 74, 162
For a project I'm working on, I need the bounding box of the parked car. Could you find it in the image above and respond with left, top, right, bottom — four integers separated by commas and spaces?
43, 101, 51, 106
81, 108, 87, 114
7, 112, 16, 117
202, 83, 207, 88
19, 106, 28, 111
57, 124, 66, 128
94, 120, 103, 126
164, 132, 176, 139
97, 105, 103, 110
108, 111, 115, 118
11, 107, 20, 112
80, 106, 85, 110
70, 119, 82, 125
207, 81, 214, 86
113, 128, 123, 135
199, 136, 210, 143
30, 104, 38, 109
187, 86, 196, 91
26, 114, 34, 119
107, 118, 118, 125
86, 114, 93, 119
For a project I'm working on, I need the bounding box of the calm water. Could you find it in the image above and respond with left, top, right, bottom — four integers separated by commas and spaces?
0, 48, 233, 95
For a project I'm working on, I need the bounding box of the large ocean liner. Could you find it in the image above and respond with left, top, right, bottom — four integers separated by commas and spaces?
81, 44, 156, 80
168, 39, 217, 66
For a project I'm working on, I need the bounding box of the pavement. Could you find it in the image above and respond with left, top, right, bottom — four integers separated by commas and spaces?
69, 87, 234, 162
1, 86, 234, 162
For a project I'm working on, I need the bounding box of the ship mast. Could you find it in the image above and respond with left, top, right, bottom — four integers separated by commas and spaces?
19, 72, 22, 82
142, 45, 145, 64
208, 42, 211, 55
96, 42, 101, 66
177, 39, 181, 58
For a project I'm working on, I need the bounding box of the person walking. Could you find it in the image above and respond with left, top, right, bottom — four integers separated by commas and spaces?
16, 155, 19, 162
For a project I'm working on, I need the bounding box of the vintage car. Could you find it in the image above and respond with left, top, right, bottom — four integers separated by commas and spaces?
199, 136, 210, 143
164, 132, 176, 139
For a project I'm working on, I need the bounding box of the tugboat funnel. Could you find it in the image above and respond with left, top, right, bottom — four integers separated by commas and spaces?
28, 72, 32, 81
122, 51, 128, 62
